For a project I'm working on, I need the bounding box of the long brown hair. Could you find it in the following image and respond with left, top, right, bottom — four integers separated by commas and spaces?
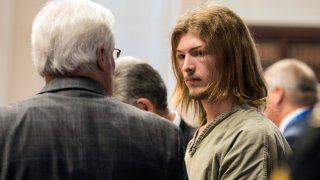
171, 3, 267, 124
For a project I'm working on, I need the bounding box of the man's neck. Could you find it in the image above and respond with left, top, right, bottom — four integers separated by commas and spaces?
44, 70, 110, 95
201, 96, 237, 125
157, 108, 175, 122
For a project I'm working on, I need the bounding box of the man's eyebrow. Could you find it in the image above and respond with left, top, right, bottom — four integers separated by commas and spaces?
177, 45, 203, 53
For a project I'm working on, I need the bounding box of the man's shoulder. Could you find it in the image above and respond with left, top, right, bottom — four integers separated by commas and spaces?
0, 96, 39, 114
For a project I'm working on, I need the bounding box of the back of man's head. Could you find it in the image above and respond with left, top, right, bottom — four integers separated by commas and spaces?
265, 59, 318, 107
112, 56, 168, 111
31, 0, 115, 77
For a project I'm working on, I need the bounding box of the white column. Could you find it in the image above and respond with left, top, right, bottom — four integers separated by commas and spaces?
0, 0, 14, 105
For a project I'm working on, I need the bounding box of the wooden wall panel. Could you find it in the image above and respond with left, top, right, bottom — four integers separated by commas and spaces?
250, 26, 320, 80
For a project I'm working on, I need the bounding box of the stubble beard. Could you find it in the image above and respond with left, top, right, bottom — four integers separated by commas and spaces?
189, 89, 209, 100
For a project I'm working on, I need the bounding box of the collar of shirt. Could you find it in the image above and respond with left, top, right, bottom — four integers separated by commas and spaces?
279, 106, 312, 133
173, 111, 181, 127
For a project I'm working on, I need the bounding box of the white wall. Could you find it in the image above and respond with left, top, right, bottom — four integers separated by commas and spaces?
96, 0, 181, 107
0, 0, 14, 104
0, 0, 45, 105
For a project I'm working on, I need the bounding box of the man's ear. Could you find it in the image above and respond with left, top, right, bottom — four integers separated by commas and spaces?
273, 86, 285, 106
96, 47, 107, 72
136, 98, 155, 112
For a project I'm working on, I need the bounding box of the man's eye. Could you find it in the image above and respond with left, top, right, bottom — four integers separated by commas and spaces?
177, 54, 185, 60
190, 50, 204, 57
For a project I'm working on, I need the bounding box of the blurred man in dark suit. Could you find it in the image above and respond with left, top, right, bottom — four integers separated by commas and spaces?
0, 0, 187, 179
112, 56, 196, 149
290, 123, 320, 180
264, 59, 318, 152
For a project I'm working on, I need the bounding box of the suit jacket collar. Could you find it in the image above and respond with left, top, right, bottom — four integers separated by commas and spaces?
280, 107, 312, 133
173, 111, 181, 126
38, 76, 105, 95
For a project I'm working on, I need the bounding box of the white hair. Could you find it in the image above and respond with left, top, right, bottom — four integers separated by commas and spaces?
31, 0, 115, 76
265, 59, 318, 106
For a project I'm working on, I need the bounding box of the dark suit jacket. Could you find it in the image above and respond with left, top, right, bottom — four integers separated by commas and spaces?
283, 110, 312, 152
0, 77, 187, 180
179, 118, 196, 149
290, 126, 320, 180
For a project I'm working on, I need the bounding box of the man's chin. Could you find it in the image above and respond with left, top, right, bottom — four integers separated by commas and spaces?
189, 92, 209, 100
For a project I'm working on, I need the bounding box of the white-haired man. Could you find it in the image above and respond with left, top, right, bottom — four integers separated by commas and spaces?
264, 59, 318, 152
0, 0, 187, 179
